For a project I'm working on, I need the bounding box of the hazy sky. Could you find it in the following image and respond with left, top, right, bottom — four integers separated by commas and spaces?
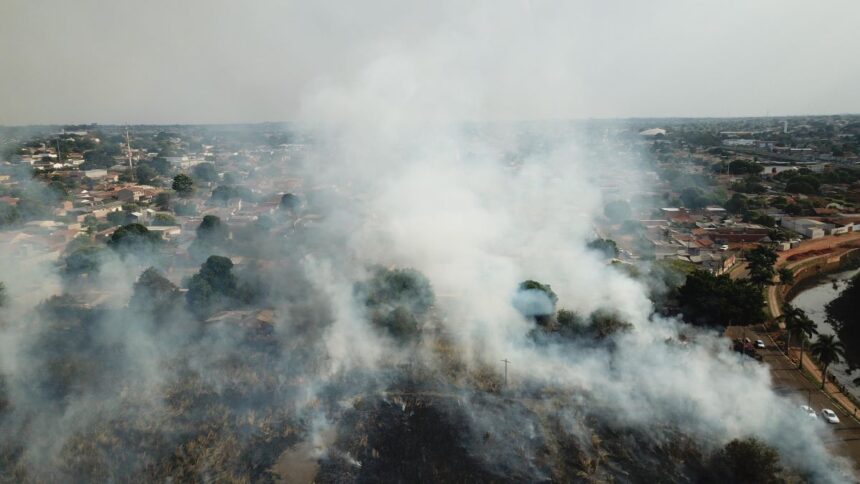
1, 0, 859, 125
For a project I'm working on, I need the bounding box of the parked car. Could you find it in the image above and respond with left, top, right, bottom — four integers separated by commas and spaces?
800, 405, 817, 419
821, 409, 840, 424
755, 339, 765, 349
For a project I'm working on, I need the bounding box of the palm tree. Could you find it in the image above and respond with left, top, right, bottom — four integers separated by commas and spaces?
792, 313, 818, 370
778, 303, 806, 353
810, 335, 846, 389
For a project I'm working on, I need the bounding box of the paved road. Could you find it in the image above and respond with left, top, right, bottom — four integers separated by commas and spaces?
727, 326, 860, 468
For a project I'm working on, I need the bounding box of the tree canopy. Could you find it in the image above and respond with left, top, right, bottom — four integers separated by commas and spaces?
826, 274, 860, 371
107, 224, 162, 254
130, 267, 181, 325
745, 245, 778, 287
706, 438, 782, 484
186, 255, 239, 319
192, 162, 219, 182
514, 280, 558, 325
280, 193, 301, 212
355, 267, 435, 340
587, 238, 620, 259
677, 270, 766, 326
172, 174, 194, 198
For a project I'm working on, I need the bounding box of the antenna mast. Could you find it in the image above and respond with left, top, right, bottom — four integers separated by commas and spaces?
125, 127, 135, 181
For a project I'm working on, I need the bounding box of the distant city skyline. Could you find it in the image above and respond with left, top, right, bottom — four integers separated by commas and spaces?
2, 0, 859, 126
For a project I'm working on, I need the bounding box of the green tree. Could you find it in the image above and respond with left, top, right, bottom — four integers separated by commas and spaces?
130, 267, 180, 325
151, 213, 176, 226
680, 187, 711, 209
280, 193, 301, 212
779, 304, 818, 369
745, 245, 778, 287
707, 437, 782, 484
107, 223, 162, 254
777, 267, 794, 285
0, 281, 6, 307
724, 193, 748, 215
186, 255, 239, 319
514, 280, 558, 325
356, 267, 435, 340
64, 246, 104, 276
678, 270, 765, 326
134, 164, 157, 185
192, 162, 218, 182
777, 303, 804, 352
587, 238, 619, 258
154, 191, 172, 210
826, 275, 860, 371
810, 334, 846, 389
172, 174, 194, 198
792, 312, 818, 370
197, 215, 228, 244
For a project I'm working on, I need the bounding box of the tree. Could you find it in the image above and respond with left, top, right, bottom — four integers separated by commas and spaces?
826, 275, 860, 371
745, 245, 778, 287
603, 200, 631, 223
680, 187, 711, 209
134, 165, 157, 185
280, 193, 301, 212
514, 280, 558, 325
210, 185, 238, 205
107, 223, 162, 254
197, 215, 228, 244
154, 192, 172, 210
777, 303, 804, 352
356, 267, 435, 340
64, 246, 104, 276
589, 309, 633, 339
777, 267, 794, 285
810, 334, 846, 389
106, 210, 131, 226
707, 438, 782, 484
587, 238, 619, 258
783, 203, 802, 216
172, 174, 194, 198
0, 281, 6, 307
779, 303, 817, 369
130, 267, 180, 324
186, 255, 239, 319
192, 162, 218, 182
151, 213, 176, 226
678, 270, 765, 326
792, 312, 817, 370
724, 193, 748, 215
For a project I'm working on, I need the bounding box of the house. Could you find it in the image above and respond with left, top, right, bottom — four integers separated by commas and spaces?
115, 188, 145, 203
83, 169, 109, 179
780, 218, 832, 239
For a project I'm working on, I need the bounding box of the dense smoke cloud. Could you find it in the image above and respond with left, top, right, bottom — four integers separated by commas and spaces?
0, 1, 856, 482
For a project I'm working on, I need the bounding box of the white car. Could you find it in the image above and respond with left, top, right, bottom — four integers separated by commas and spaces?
800, 405, 817, 419
755, 339, 765, 349
821, 409, 840, 424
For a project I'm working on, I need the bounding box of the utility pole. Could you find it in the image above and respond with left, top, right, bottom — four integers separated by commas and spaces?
501, 359, 510, 387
